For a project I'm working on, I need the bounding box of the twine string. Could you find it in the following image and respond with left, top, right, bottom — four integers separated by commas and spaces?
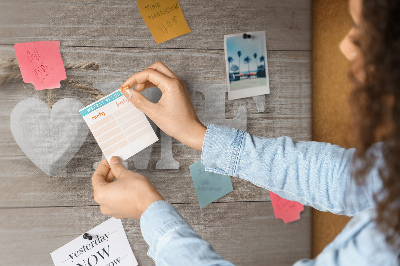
0, 58, 106, 104
47, 89, 54, 109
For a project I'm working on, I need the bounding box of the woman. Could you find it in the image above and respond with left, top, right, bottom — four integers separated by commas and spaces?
91, 0, 400, 264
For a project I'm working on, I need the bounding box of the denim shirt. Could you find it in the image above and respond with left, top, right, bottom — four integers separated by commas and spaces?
140, 124, 399, 265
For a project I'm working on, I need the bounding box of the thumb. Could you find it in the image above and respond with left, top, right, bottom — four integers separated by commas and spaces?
92, 158, 111, 189
122, 88, 155, 116
109, 156, 128, 179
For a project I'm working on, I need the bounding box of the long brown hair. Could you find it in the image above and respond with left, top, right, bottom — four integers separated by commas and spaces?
350, 0, 400, 251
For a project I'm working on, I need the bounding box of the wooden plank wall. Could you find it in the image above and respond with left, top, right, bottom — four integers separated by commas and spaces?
0, 0, 312, 265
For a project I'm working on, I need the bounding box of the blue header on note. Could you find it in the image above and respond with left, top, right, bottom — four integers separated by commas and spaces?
80, 90, 123, 117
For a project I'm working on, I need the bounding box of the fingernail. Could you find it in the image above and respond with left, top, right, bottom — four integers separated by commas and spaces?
125, 89, 133, 100
110, 156, 121, 165
121, 85, 130, 92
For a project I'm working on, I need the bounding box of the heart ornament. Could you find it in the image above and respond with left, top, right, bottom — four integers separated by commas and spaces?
10, 98, 88, 176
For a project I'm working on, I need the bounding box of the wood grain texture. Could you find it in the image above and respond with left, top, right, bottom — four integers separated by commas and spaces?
0, 0, 311, 51
0, 0, 312, 264
0, 46, 311, 207
0, 203, 311, 266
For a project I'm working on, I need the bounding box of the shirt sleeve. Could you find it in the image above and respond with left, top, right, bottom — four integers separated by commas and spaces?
201, 124, 383, 216
292, 210, 399, 266
140, 200, 235, 266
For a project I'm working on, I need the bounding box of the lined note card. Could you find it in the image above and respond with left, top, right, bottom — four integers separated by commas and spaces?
137, 0, 191, 44
80, 89, 158, 162
14, 41, 66, 90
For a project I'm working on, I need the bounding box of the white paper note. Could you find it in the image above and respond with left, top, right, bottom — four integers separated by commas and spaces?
79, 89, 158, 163
51, 218, 138, 266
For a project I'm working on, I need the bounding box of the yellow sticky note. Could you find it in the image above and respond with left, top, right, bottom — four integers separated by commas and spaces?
137, 0, 191, 44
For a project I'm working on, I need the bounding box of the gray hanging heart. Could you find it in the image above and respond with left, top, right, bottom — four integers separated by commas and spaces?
10, 98, 89, 176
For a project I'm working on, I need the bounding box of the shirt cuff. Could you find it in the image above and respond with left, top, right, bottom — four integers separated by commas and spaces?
201, 124, 245, 176
140, 200, 191, 260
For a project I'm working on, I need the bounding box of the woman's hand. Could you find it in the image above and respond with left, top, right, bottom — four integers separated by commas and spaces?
120, 61, 206, 151
91, 157, 164, 220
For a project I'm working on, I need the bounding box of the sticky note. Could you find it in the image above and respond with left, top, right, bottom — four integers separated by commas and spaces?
137, 0, 191, 44
51, 218, 138, 266
269, 191, 304, 223
14, 41, 67, 90
80, 89, 158, 163
189, 161, 233, 208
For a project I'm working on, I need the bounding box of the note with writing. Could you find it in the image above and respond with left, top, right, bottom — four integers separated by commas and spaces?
51, 218, 138, 266
269, 191, 304, 223
14, 41, 67, 90
80, 89, 158, 163
189, 161, 233, 208
137, 0, 191, 44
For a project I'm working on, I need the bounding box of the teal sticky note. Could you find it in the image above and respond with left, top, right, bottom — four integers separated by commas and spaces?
189, 160, 233, 208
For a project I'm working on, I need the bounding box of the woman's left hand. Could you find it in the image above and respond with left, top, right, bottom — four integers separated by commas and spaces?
91, 157, 164, 220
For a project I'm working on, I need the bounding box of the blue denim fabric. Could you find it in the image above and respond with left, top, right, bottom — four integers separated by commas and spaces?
140, 200, 234, 265
140, 124, 399, 265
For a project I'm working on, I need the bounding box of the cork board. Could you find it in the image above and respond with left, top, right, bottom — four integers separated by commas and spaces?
312, 0, 353, 257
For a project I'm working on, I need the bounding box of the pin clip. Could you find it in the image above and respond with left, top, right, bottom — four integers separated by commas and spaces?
243, 33, 252, 39
83, 233, 94, 240
121, 85, 130, 93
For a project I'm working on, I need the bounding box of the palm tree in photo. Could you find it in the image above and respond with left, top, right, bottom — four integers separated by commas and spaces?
253, 53, 258, 74
237, 51, 242, 77
227, 56, 233, 73
231, 64, 239, 72
260, 55, 266, 72
244, 56, 251, 77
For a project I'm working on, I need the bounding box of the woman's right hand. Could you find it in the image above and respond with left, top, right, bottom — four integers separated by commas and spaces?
120, 61, 206, 151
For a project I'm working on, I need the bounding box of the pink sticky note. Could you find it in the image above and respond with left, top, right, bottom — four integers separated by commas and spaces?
14, 41, 67, 90
270, 191, 304, 223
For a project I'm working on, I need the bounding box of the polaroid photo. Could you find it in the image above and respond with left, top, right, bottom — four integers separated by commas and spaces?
224, 31, 270, 100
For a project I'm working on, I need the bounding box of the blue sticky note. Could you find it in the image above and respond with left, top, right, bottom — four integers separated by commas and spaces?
189, 160, 233, 208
